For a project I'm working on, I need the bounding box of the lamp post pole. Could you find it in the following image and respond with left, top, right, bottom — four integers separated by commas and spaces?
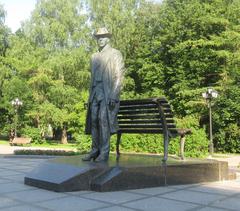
208, 98, 213, 156
202, 88, 218, 157
11, 98, 23, 138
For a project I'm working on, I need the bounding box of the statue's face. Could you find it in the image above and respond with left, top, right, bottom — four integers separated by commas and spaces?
97, 36, 110, 48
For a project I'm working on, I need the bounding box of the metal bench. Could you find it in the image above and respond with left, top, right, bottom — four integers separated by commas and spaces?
116, 98, 190, 162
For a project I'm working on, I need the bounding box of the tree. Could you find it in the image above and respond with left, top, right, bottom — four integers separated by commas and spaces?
125, 0, 240, 152
24, 0, 90, 50
0, 4, 9, 56
0, 4, 13, 134
46, 81, 81, 143
11, 0, 91, 142
0, 3, 10, 95
87, 0, 144, 56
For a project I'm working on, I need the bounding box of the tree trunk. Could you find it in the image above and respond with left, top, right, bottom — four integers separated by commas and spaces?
9, 128, 15, 143
35, 115, 40, 128
61, 125, 68, 144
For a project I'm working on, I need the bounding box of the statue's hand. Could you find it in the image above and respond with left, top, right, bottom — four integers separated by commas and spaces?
108, 99, 116, 110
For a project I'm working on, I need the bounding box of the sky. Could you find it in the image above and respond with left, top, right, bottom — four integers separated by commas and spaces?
0, 0, 162, 32
1, 0, 37, 32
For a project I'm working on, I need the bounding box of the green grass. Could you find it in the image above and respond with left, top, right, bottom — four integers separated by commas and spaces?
30, 142, 77, 150
0, 139, 78, 150
0, 140, 9, 145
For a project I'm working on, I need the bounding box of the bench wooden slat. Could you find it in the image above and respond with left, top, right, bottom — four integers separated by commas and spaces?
118, 114, 174, 119
118, 114, 161, 120
118, 124, 177, 129
118, 119, 175, 124
118, 129, 164, 133
120, 104, 158, 110
120, 104, 171, 109
119, 106, 172, 113
119, 124, 162, 129
120, 98, 167, 106
118, 120, 162, 124
118, 128, 178, 134
118, 109, 159, 115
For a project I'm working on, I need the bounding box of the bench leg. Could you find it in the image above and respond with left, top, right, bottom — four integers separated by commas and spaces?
163, 135, 169, 163
180, 135, 185, 160
162, 134, 168, 184
116, 133, 122, 160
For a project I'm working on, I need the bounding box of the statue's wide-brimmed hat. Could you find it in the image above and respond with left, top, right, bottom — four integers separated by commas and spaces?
94, 27, 112, 38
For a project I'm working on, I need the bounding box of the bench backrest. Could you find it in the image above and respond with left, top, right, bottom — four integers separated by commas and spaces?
117, 98, 178, 137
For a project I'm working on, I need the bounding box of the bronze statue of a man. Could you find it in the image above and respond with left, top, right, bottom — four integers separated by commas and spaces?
83, 27, 125, 162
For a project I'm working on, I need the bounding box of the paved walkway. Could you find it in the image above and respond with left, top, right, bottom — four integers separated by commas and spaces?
1, 145, 240, 210
0, 145, 76, 155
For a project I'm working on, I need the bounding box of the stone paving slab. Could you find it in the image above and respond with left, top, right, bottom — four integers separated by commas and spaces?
0, 156, 240, 211
5, 189, 68, 203
210, 196, 240, 211
0, 182, 35, 194
123, 196, 199, 211
157, 189, 226, 206
196, 207, 227, 211
96, 206, 136, 211
2, 205, 48, 211
81, 191, 147, 204
35, 196, 110, 211
187, 182, 240, 196
0, 196, 21, 209
126, 186, 177, 196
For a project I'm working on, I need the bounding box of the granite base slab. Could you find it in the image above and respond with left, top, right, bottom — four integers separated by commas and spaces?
24, 154, 230, 192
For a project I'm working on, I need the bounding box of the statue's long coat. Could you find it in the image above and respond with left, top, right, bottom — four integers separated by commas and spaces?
85, 45, 124, 135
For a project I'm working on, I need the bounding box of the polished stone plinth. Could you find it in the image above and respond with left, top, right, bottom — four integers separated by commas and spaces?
24, 154, 229, 192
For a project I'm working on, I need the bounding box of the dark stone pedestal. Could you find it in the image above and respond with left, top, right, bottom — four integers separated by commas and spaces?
24, 154, 230, 192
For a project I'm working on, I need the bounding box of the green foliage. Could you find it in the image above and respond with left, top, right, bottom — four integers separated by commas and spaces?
87, 0, 144, 56
75, 133, 91, 153
0, 0, 239, 157
21, 127, 43, 144
117, 134, 164, 154
214, 86, 240, 152
0, 4, 9, 56
24, 0, 90, 49
215, 124, 240, 153
174, 116, 209, 157
183, 128, 208, 158
14, 149, 78, 156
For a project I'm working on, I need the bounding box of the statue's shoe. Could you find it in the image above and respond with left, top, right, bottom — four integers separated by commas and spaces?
94, 154, 109, 162
82, 152, 99, 161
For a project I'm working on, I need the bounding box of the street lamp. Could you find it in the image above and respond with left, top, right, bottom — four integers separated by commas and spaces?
11, 98, 23, 137
202, 88, 218, 157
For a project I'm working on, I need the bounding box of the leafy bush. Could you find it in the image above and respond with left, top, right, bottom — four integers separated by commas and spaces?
215, 123, 240, 153
183, 128, 208, 158
174, 115, 209, 158
14, 149, 78, 156
75, 114, 209, 158
74, 133, 92, 153
118, 134, 164, 154
20, 127, 44, 144
118, 115, 208, 158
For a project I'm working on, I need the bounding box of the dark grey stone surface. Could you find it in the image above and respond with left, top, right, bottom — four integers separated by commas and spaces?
24, 158, 107, 192
24, 154, 229, 192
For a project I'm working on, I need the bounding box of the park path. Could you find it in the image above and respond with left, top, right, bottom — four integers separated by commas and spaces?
0, 144, 75, 155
